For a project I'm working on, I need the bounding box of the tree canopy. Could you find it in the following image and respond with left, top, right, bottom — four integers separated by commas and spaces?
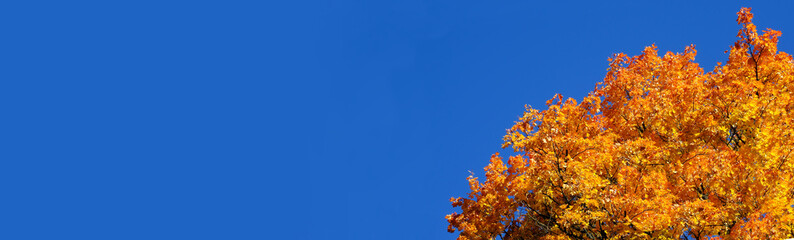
446, 8, 794, 240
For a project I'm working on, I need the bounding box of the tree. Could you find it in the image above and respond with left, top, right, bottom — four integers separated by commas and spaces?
446, 8, 794, 240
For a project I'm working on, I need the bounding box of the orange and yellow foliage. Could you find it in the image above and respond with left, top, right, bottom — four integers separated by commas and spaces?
446, 8, 794, 240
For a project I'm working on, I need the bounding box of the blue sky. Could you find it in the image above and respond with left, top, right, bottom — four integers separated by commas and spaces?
3, 1, 794, 239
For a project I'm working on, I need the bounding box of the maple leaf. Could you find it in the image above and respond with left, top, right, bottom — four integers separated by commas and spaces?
447, 7, 794, 240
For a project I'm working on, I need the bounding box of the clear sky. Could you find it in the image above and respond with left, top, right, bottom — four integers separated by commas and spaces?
4, 1, 794, 239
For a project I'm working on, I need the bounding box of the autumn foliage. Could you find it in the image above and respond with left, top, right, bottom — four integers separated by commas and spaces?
447, 8, 794, 240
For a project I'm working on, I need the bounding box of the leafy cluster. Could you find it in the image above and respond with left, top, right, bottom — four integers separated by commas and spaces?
447, 8, 794, 240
